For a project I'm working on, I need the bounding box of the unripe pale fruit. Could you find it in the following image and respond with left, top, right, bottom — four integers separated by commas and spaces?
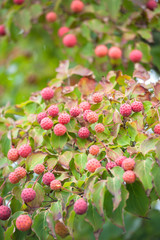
95, 123, 105, 133
13, 0, 24, 4
47, 105, 59, 117
42, 172, 55, 185
54, 124, 67, 136
63, 34, 77, 48
86, 159, 101, 172
129, 50, 142, 63
15, 167, 26, 179
120, 103, 132, 117
55, 221, 69, 238
78, 127, 90, 139
46, 12, 57, 23
0, 25, 6, 36
154, 124, 160, 135
21, 188, 36, 202
37, 112, 47, 123
58, 27, 70, 37
108, 47, 122, 59
34, 164, 45, 174
131, 101, 143, 112
71, 0, 84, 13
16, 215, 32, 231
122, 158, 135, 171
41, 87, 54, 100
50, 180, 62, 190
0, 205, 11, 220
40, 117, 53, 130
74, 198, 87, 215
18, 144, 32, 158
79, 101, 91, 111
9, 172, 20, 184
89, 145, 99, 156
7, 148, 19, 161
123, 170, 136, 184
95, 45, 108, 58
146, 0, 157, 10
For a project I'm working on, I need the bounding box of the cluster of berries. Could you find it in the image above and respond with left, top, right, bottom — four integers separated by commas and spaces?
7, 144, 32, 161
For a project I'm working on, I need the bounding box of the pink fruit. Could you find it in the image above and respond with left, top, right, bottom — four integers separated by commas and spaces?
89, 145, 99, 155
94, 123, 105, 133
95, 45, 108, 57
0, 197, 3, 206
78, 127, 90, 139
21, 188, 36, 202
15, 167, 26, 179
122, 158, 135, 171
120, 103, 132, 117
154, 124, 160, 135
86, 159, 101, 172
115, 156, 127, 166
71, 0, 84, 13
83, 110, 92, 121
13, 0, 24, 4
46, 12, 57, 22
106, 162, 117, 170
70, 107, 81, 117
108, 47, 122, 59
9, 172, 19, 184
58, 113, 70, 125
92, 92, 103, 103
42, 172, 55, 185
123, 170, 136, 184
79, 101, 91, 111
40, 117, 53, 130
58, 27, 70, 37
16, 215, 32, 231
37, 112, 47, 123
146, 0, 157, 10
7, 148, 19, 162
47, 105, 59, 117
50, 180, 62, 190
54, 123, 67, 136
131, 101, 143, 112
129, 50, 142, 63
74, 198, 87, 215
0, 25, 6, 36
86, 111, 99, 123
41, 87, 54, 100
0, 205, 11, 220
63, 34, 77, 48
34, 164, 45, 174
18, 144, 32, 158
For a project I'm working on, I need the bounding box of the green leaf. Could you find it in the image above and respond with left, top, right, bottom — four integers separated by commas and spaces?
4, 225, 14, 240
1, 133, 11, 156
92, 180, 106, 216
140, 138, 158, 155
32, 211, 49, 240
151, 162, 160, 197
30, 4, 42, 18
106, 0, 122, 20
28, 183, 45, 208
26, 152, 47, 171
59, 151, 73, 169
116, 128, 130, 146
49, 201, 62, 221
74, 153, 87, 174
51, 133, 68, 149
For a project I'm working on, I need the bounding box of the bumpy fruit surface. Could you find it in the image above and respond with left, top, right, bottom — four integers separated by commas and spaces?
129, 50, 142, 63
115, 156, 126, 166
95, 45, 108, 57
58, 26, 70, 37
16, 215, 32, 231
0, 206, 11, 220
46, 12, 57, 22
18, 144, 32, 158
71, 0, 84, 13
40, 117, 53, 130
74, 198, 88, 215
123, 170, 136, 184
54, 124, 66, 136
13, 0, 24, 4
131, 101, 143, 112
55, 221, 69, 238
83, 110, 92, 121
79, 101, 91, 111
9, 172, 19, 184
146, 0, 157, 10
89, 145, 99, 155
86, 159, 101, 172
37, 112, 47, 123
120, 103, 132, 117
15, 167, 26, 179
50, 180, 62, 190
95, 123, 105, 133
154, 124, 160, 135
0, 197, 3, 206
34, 164, 45, 174
70, 107, 81, 117
42, 172, 55, 185
86, 111, 98, 123
21, 188, 36, 202
47, 105, 59, 117
63, 34, 77, 47
108, 46, 122, 59
122, 158, 135, 171
106, 162, 117, 170
0, 25, 6, 36
78, 127, 90, 139
92, 92, 103, 103
7, 148, 19, 161
41, 87, 54, 100
58, 113, 70, 124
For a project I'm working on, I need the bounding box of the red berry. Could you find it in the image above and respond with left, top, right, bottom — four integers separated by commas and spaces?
0, 25, 6, 36
13, 0, 24, 4
16, 215, 32, 231
7, 148, 19, 162
70, 107, 81, 117
0, 197, 3, 206
71, 0, 84, 13
122, 158, 135, 171
34, 164, 45, 174
115, 156, 126, 166
63, 34, 77, 48
79, 101, 91, 111
95, 123, 105, 133
92, 92, 103, 103
131, 101, 143, 112
18, 144, 32, 158
86, 159, 101, 172
74, 198, 87, 215
86, 111, 99, 123
15, 167, 26, 179
50, 180, 62, 190
47, 105, 59, 117
0, 206, 11, 220
55, 221, 69, 238
58, 26, 70, 37
108, 46, 122, 59
106, 162, 117, 170
78, 127, 90, 139
89, 145, 99, 155
58, 113, 70, 125
129, 50, 142, 63
9, 172, 19, 184
54, 124, 67, 136
21, 188, 36, 202
146, 0, 157, 10
41, 87, 54, 100
123, 170, 136, 184
120, 103, 132, 117
154, 124, 160, 135
46, 12, 57, 22
40, 117, 53, 130
37, 112, 47, 123
83, 110, 92, 121
42, 172, 55, 186
95, 45, 108, 58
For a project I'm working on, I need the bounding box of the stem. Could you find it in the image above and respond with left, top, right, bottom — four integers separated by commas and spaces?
0, 179, 6, 190
6, 196, 13, 206
156, 108, 160, 122
61, 187, 82, 195
32, 175, 41, 188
